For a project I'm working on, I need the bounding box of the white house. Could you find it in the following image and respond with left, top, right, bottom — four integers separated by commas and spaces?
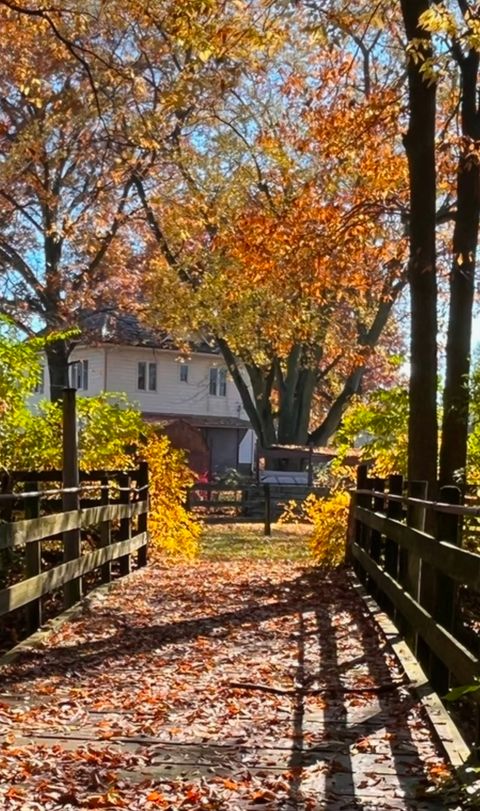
31, 313, 256, 476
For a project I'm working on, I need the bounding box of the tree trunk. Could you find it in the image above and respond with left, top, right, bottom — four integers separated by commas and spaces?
309, 366, 365, 446
400, 0, 438, 489
45, 339, 70, 402
440, 52, 480, 487
277, 346, 318, 446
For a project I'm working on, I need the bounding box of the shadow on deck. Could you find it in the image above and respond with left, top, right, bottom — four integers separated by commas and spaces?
0, 563, 456, 809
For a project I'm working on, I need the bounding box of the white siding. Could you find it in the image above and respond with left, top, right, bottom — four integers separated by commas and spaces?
31, 345, 250, 422
29, 347, 104, 406
103, 346, 249, 420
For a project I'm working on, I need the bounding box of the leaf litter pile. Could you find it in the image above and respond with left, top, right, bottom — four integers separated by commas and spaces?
0, 560, 452, 809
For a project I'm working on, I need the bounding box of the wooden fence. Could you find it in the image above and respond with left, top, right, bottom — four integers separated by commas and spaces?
186, 482, 327, 535
350, 465, 480, 740
0, 463, 149, 637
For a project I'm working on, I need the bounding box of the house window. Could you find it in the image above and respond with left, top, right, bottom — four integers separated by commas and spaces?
148, 361, 157, 391
34, 366, 45, 394
219, 367, 227, 397
71, 360, 88, 390
209, 367, 227, 396
179, 364, 189, 383
209, 367, 218, 395
138, 361, 157, 391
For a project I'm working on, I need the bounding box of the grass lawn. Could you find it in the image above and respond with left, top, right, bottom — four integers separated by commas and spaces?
200, 522, 312, 561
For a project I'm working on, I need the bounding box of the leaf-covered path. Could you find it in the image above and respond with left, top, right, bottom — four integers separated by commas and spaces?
0, 559, 453, 809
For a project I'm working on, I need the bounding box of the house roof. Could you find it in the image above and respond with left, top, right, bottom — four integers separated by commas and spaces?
142, 412, 251, 430
78, 310, 218, 354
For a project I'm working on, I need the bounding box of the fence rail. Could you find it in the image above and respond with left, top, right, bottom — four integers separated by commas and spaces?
349, 466, 480, 743
0, 463, 149, 637
186, 482, 327, 535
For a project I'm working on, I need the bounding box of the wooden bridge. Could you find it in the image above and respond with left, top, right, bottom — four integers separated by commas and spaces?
351, 467, 480, 725
0, 465, 477, 808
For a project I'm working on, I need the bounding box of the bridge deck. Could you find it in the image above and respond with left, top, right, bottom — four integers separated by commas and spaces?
0, 559, 458, 809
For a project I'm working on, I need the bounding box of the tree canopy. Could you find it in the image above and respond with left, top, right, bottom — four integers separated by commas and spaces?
3, 0, 480, 481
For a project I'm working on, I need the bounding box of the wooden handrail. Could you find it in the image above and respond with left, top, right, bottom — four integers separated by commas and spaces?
0, 464, 149, 635
354, 488, 480, 517
351, 466, 480, 744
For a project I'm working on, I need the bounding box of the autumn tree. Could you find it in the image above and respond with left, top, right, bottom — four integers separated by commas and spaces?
0, 1, 275, 398
415, 3, 480, 486
1, 0, 410, 449
0, 7, 141, 398
140, 47, 408, 449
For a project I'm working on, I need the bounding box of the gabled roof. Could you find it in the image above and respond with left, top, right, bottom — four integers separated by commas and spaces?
78, 310, 218, 354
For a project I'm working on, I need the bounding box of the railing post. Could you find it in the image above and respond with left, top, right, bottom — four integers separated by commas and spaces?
370, 477, 385, 561
137, 462, 149, 568
400, 480, 427, 653
307, 447, 313, 486
355, 464, 372, 585
431, 485, 461, 693
62, 388, 81, 608
383, 474, 403, 618
264, 484, 271, 536
367, 477, 385, 599
24, 481, 41, 632
345, 489, 356, 566
118, 472, 132, 576
99, 474, 112, 584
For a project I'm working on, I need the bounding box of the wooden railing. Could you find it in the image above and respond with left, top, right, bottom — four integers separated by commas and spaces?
0, 463, 149, 636
349, 466, 480, 741
186, 482, 327, 535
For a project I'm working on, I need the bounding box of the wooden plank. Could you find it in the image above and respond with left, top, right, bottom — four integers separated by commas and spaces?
264, 484, 271, 537
99, 476, 112, 584
62, 389, 82, 609
0, 532, 148, 615
401, 480, 427, 653
355, 465, 372, 587
190, 500, 259, 509
349, 572, 473, 771
431, 486, 461, 693
23, 482, 41, 633
0, 502, 148, 551
11, 469, 129, 483
189, 482, 326, 496
118, 473, 131, 576
136, 461, 149, 568
351, 542, 480, 685
189, 484, 258, 493
383, 474, 403, 620
370, 477, 385, 566
355, 507, 480, 588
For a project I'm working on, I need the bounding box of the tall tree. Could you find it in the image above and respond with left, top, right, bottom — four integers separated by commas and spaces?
399, 0, 438, 488
419, 3, 480, 485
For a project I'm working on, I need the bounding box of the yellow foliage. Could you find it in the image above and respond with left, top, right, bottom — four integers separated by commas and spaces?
142, 434, 201, 559
307, 491, 351, 568
279, 490, 350, 567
